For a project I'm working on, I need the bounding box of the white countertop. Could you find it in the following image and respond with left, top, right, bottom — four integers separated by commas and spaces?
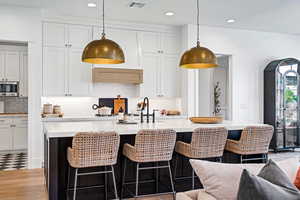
41, 115, 188, 122
44, 119, 268, 138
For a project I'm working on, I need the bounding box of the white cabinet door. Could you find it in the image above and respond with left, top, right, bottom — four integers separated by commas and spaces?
13, 125, 27, 150
43, 23, 67, 48
162, 33, 181, 55
140, 52, 160, 97
93, 27, 140, 69
19, 52, 28, 97
5, 51, 20, 81
68, 25, 93, 49
0, 51, 5, 80
43, 47, 67, 96
68, 48, 92, 96
139, 32, 161, 54
0, 125, 12, 151
161, 55, 180, 97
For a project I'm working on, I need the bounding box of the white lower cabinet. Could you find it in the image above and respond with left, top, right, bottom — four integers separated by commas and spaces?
0, 125, 13, 151
13, 124, 27, 150
0, 118, 27, 151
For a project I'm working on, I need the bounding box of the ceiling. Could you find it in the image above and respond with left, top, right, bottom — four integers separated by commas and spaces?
1, 0, 300, 34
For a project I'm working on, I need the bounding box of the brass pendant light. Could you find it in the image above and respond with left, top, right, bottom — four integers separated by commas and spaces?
179, 0, 217, 69
82, 0, 125, 64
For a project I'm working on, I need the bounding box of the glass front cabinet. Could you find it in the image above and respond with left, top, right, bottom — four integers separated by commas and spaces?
264, 58, 300, 151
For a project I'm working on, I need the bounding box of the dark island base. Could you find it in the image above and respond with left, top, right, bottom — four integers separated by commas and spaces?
44, 131, 264, 200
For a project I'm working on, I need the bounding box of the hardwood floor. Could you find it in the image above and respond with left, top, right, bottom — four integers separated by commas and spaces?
0, 169, 172, 200
0, 169, 48, 200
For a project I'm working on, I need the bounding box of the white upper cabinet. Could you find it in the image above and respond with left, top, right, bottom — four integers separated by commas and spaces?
93, 27, 140, 69
140, 52, 160, 97
161, 54, 180, 97
162, 33, 181, 55
19, 52, 28, 97
139, 32, 161, 54
42, 22, 93, 96
139, 31, 181, 97
68, 25, 93, 49
68, 49, 91, 96
43, 23, 67, 48
43, 47, 67, 96
5, 51, 20, 81
43, 23, 92, 49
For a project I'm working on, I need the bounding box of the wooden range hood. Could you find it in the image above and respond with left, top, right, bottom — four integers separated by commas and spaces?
92, 68, 143, 84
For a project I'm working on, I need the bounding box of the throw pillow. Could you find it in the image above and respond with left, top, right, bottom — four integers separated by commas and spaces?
237, 161, 300, 200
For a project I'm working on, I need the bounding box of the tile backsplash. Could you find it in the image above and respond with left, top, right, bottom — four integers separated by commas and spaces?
41, 97, 182, 116
0, 97, 28, 113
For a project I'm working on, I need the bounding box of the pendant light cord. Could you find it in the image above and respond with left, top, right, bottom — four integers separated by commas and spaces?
197, 0, 200, 46
101, 0, 105, 38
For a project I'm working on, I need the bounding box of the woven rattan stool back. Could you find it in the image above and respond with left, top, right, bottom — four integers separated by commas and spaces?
190, 127, 228, 158
238, 126, 274, 154
134, 129, 176, 162
68, 131, 120, 168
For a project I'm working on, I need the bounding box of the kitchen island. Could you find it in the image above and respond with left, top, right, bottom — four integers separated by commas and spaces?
44, 119, 268, 200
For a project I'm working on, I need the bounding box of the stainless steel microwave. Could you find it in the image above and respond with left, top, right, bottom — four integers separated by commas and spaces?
0, 81, 19, 96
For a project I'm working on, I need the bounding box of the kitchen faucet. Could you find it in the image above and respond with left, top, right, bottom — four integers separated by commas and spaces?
140, 97, 157, 123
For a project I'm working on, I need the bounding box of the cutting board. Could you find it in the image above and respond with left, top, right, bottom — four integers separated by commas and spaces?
114, 98, 126, 114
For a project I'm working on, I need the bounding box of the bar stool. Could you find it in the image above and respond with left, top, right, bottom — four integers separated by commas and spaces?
225, 126, 274, 163
174, 127, 228, 189
67, 131, 120, 200
121, 129, 177, 199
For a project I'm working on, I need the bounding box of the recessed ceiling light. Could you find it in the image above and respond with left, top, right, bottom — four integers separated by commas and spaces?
226, 19, 235, 23
165, 11, 175, 16
88, 3, 97, 8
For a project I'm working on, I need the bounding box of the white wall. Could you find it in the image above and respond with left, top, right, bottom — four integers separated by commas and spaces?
0, 6, 43, 168
182, 24, 300, 122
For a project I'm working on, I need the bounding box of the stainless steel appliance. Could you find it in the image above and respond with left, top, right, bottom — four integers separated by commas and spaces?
0, 81, 19, 96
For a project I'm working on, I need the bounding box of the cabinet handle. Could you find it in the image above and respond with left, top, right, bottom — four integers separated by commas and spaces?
65, 44, 68, 47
